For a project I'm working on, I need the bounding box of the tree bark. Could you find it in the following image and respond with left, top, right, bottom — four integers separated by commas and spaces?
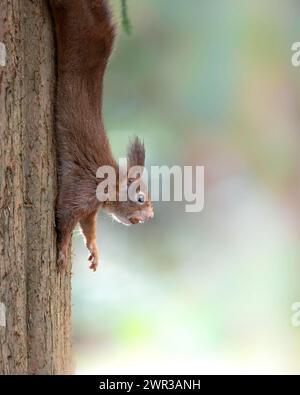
0, 0, 72, 374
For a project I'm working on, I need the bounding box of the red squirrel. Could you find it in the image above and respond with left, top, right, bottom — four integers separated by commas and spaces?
49, 0, 154, 271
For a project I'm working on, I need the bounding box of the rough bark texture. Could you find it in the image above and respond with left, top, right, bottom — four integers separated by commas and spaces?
0, 0, 72, 374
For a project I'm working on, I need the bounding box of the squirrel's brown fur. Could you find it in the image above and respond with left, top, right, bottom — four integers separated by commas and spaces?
49, 0, 153, 271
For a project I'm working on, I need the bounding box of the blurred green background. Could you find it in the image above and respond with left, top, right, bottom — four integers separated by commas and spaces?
72, 0, 300, 374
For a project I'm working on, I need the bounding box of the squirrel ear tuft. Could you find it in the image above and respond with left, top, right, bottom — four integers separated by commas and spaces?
127, 137, 145, 168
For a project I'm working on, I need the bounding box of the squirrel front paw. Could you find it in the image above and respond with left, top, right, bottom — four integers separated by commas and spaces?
87, 242, 100, 272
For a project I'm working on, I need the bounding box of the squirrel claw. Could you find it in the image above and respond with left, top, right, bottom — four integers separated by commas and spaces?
87, 247, 99, 272
87, 241, 99, 272
89, 261, 97, 272
57, 251, 67, 273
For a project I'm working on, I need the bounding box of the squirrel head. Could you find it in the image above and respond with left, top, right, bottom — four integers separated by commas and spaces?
105, 138, 154, 226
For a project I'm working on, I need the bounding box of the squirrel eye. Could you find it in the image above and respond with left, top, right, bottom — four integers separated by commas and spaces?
137, 193, 145, 204
128, 177, 134, 184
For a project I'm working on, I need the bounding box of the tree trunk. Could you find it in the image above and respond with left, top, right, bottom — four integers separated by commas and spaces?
0, 0, 72, 374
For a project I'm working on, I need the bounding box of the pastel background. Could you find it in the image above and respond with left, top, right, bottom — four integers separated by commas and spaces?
72, 0, 300, 374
